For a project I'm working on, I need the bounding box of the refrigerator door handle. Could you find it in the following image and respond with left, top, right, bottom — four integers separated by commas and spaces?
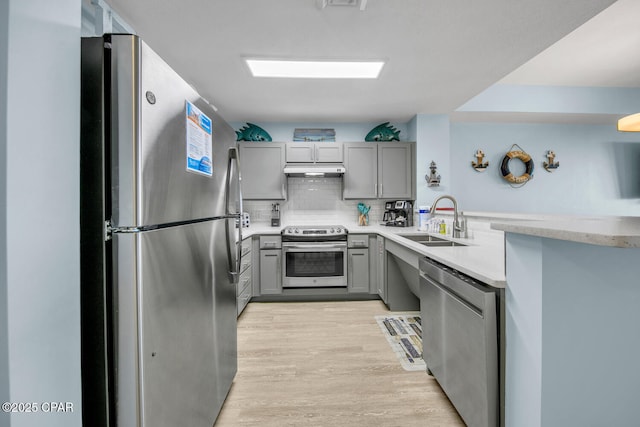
225, 147, 243, 283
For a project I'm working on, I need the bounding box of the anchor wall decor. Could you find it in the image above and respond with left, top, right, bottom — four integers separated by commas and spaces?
543, 150, 559, 172
471, 149, 489, 171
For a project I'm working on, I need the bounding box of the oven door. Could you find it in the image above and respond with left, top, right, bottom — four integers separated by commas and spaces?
282, 241, 347, 288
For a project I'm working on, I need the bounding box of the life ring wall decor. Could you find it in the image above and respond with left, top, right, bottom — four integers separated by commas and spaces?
500, 144, 534, 186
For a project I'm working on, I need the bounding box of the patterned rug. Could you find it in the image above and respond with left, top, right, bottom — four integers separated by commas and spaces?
375, 313, 426, 372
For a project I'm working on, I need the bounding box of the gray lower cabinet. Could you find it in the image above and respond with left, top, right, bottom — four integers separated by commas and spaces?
237, 237, 252, 316
347, 234, 370, 293
376, 235, 387, 303
343, 142, 414, 199
348, 248, 369, 293
239, 142, 286, 200
368, 235, 378, 294
259, 236, 282, 295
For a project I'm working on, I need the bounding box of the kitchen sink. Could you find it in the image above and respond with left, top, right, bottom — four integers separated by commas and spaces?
397, 234, 467, 247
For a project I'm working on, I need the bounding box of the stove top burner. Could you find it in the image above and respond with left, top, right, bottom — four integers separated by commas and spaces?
282, 225, 348, 240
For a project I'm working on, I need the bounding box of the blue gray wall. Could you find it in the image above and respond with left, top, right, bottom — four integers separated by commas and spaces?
408, 115, 451, 210
443, 83, 640, 216
505, 234, 640, 426
450, 122, 640, 216
1, 0, 10, 415
1, 1, 82, 426
233, 109, 640, 217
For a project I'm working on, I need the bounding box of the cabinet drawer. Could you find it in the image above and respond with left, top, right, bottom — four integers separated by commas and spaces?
237, 283, 252, 317
241, 238, 252, 257
260, 235, 281, 249
348, 235, 369, 248
239, 256, 251, 275
237, 266, 252, 297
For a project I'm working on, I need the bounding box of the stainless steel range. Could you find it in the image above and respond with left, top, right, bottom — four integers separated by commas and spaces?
281, 225, 348, 288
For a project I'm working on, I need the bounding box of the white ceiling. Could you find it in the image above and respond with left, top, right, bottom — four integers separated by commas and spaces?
105, 0, 632, 124
500, 0, 640, 87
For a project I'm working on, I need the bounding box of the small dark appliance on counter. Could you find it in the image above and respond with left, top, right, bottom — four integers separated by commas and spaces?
382, 200, 413, 227
271, 203, 280, 227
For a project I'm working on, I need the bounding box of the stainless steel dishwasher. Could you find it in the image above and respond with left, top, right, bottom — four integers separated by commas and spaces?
420, 257, 499, 427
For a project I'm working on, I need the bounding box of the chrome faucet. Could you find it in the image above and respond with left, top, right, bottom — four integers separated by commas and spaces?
430, 195, 463, 238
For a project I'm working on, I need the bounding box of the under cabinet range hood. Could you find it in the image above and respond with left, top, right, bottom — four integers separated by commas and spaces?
283, 164, 346, 177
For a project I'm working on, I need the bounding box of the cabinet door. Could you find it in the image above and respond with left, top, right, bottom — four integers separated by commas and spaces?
343, 143, 377, 199
378, 143, 413, 199
376, 236, 386, 303
285, 142, 314, 163
348, 248, 370, 293
237, 263, 252, 316
239, 143, 286, 200
259, 250, 282, 295
368, 235, 378, 294
316, 143, 343, 163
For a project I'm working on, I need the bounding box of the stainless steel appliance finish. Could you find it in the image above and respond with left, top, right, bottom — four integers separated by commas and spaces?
429, 195, 464, 238
281, 225, 348, 288
420, 257, 499, 427
283, 164, 346, 177
80, 34, 241, 427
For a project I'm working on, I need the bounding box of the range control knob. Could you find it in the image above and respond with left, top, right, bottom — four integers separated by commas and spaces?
294, 228, 300, 233
330, 228, 335, 233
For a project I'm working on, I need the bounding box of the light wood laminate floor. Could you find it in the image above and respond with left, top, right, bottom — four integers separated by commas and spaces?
215, 300, 464, 426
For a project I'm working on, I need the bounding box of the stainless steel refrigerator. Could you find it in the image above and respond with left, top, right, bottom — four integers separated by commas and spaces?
80, 34, 242, 427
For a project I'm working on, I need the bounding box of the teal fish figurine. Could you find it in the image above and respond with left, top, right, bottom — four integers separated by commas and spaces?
236, 123, 272, 141
365, 122, 400, 142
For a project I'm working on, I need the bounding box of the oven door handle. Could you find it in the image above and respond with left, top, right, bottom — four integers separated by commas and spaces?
283, 243, 347, 250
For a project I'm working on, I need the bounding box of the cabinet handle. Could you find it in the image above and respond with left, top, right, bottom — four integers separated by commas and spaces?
374, 183, 378, 196
315, 146, 319, 162
379, 183, 383, 196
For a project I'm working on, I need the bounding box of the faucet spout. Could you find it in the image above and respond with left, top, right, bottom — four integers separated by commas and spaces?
430, 195, 462, 238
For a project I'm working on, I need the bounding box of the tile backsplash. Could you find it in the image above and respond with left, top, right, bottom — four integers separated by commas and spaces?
243, 177, 387, 225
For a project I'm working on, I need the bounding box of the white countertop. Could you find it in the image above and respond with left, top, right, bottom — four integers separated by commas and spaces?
242, 221, 507, 288
491, 216, 640, 248
241, 213, 640, 289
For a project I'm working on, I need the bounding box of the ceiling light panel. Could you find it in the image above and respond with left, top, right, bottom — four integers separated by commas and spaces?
245, 59, 384, 79
318, 0, 368, 10
328, 0, 358, 6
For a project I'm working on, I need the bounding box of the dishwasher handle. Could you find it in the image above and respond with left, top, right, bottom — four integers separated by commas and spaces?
420, 271, 484, 318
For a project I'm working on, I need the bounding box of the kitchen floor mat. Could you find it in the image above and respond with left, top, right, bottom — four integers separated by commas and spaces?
374, 313, 426, 372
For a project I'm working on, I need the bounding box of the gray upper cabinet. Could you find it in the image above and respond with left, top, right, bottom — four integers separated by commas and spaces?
286, 143, 314, 163
239, 142, 286, 200
285, 142, 343, 163
316, 144, 343, 163
343, 143, 378, 199
343, 142, 414, 199
378, 143, 413, 199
